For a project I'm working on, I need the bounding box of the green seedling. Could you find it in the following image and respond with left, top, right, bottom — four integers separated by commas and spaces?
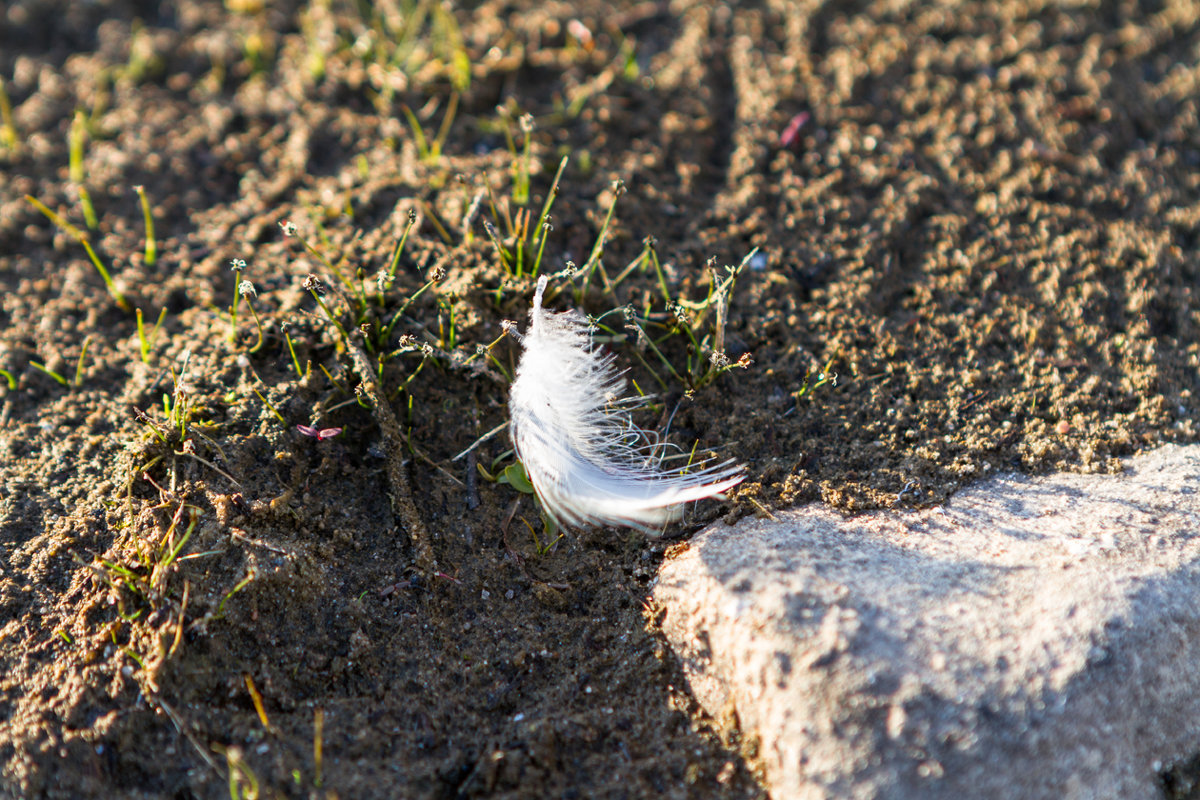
617, 248, 760, 393
437, 295, 457, 350
383, 209, 418, 289
24, 194, 131, 311
136, 308, 166, 363
281, 325, 308, 378
121, 647, 146, 670
122, 20, 162, 85
251, 387, 286, 425
29, 339, 90, 388
134, 185, 157, 265
381, 264, 443, 343
216, 744, 261, 800
302, 274, 352, 350
498, 460, 535, 493
552, 178, 625, 303
0, 369, 15, 390
510, 112, 535, 206
30, 360, 68, 386
0, 77, 18, 153
479, 155, 566, 283
430, 1, 471, 91
227, 259, 245, 343
74, 336, 91, 386
150, 504, 199, 593
793, 357, 838, 403
238, 280, 266, 353
215, 570, 256, 619
69, 110, 98, 230
313, 707, 325, 789
401, 93, 458, 167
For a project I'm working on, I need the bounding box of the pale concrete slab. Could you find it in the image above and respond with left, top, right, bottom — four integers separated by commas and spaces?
653, 444, 1200, 800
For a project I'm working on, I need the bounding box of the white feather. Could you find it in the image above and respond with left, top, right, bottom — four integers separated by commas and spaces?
509, 276, 744, 532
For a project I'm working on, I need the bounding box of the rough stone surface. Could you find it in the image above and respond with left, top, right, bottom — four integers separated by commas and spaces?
653, 445, 1200, 800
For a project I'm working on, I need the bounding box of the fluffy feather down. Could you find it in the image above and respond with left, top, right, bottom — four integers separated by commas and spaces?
509, 276, 744, 532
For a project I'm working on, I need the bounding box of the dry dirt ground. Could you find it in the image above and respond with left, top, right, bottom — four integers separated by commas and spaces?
2, 1, 1200, 798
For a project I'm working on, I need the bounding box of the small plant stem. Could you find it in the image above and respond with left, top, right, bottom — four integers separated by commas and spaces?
419, 199, 453, 244
531, 221, 551, 278
484, 181, 513, 237
432, 91, 459, 158
30, 361, 68, 386
313, 708, 325, 789
244, 673, 273, 733
283, 329, 306, 377
483, 221, 513, 275
382, 277, 436, 341
134, 185, 157, 266
579, 180, 624, 299
251, 387, 287, 425
0, 369, 15, 390
79, 240, 130, 311
513, 209, 529, 278
215, 571, 255, 618
627, 315, 687, 385
136, 307, 167, 363
534, 157, 568, 248
386, 211, 419, 282
610, 244, 649, 287
69, 110, 98, 230
24, 195, 130, 311
244, 296, 265, 353
647, 240, 672, 306
0, 77, 18, 152
513, 116, 533, 205
461, 330, 511, 372
438, 297, 457, 349
401, 104, 431, 163
24, 194, 86, 240
297, 233, 364, 308
306, 287, 352, 349
397, 355, 429, 393
74, 336, 92, 386
228, 266, 242, 341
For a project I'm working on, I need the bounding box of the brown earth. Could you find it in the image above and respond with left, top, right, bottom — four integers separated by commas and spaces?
2, 1, 1199, 798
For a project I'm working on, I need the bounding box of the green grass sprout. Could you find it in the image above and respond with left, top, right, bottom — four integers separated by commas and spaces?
0, 77, 18, 153
0, 369, 15, 390
251, 387, 286, 425
24, 194, 131, 311
69, 110, 98, 230
238, 280, 266, 353
573, 179, 625, 301
136, 307, 167, 363
402, 93, 458, 167
134, 185, 157, 265
303, 274, 352, 349
227, 259, 245, 342
30, 360, 68, 386
215, 570, 256, 619
282, 324, 307, 378
512, 113, 535, 205
385, 209, 419, 282
382, 266, 443, 343
74, 336, 91, 386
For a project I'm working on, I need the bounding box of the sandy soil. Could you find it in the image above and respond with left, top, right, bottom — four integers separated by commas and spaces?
2, 0, 1199, 797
